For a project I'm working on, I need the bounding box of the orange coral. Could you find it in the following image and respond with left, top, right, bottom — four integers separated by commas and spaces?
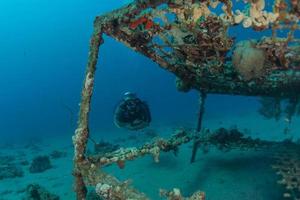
129, 17, 154, 30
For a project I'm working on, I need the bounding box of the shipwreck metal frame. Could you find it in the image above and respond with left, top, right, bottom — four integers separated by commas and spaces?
73, 0, 300, 199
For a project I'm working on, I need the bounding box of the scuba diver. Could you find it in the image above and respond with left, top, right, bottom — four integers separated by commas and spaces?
114, 92, 151, 131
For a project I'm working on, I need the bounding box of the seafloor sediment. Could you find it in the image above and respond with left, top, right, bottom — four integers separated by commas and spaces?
0, 113, 299, 200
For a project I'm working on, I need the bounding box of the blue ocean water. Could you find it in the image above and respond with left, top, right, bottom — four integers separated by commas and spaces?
0, 0, 299, 199
0, 0, 263, 139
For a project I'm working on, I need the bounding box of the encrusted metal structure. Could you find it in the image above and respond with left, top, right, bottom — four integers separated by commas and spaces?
73, 0, 300, 199
88, 0, 300, 97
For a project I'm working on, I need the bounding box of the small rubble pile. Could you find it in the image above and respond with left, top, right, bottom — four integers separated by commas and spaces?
0, 155, 24, 180
0, 163, 24, 180
29, 156, 52, 173
23, 184, 60, 200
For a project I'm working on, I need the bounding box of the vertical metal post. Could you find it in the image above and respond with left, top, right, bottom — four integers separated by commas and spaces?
73, 31, 103, 200
190, 91, 207, 163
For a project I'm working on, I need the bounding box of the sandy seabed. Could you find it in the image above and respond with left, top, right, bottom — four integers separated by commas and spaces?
0, 112, 299, 200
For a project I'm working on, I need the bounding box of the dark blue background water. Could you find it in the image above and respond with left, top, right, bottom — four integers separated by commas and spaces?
0, 0, 274, 140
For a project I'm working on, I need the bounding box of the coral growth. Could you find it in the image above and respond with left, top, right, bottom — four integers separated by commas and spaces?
29, 156, 52, 173
0, 164, 23, 180
94, 181, 148, 200
86, 189, 102, 200
87, 0, 300, 96
160, 188, 205, 200
208, 128, 270, 151
90, 128, 273, 171
129, 16, 154, 30
272, 144, 300, 199
88, 129, 192, 168
232, 40, 267, 80
242, 0, 278, 29
0, 155, 24, 180
256, 37, 294, 69
23, 184, 60, 200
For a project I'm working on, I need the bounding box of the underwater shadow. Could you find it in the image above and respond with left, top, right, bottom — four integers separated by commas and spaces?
184, 151, 283, 200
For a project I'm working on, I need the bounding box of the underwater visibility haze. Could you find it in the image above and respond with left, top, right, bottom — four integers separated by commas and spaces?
0, 0, 300, 199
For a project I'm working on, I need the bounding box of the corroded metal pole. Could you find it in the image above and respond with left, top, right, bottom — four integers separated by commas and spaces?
73, 31, 103, 199
191, 91, 207, 163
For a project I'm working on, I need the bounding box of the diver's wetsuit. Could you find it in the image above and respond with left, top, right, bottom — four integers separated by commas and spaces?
114, 97, 151, 130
